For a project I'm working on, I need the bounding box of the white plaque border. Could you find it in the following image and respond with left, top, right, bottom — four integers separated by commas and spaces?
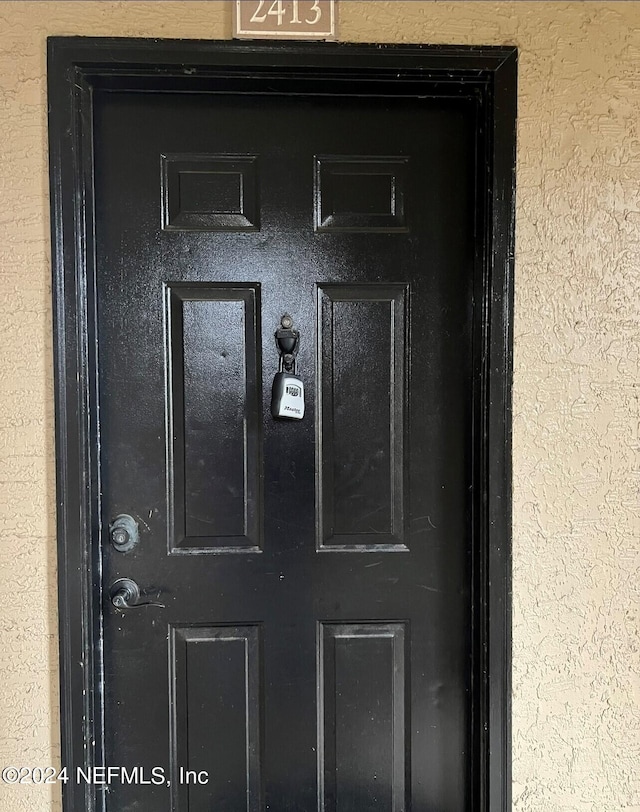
233, 0, 337, 40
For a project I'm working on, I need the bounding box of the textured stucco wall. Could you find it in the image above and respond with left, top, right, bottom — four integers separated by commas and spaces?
0, 2, 638, 810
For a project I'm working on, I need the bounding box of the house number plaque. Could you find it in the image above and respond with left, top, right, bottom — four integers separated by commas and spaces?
233, 0, 336, 40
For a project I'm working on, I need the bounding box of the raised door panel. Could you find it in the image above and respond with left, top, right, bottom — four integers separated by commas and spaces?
318, 623, 408, 812
317, 284, 408, 551
170, 625, 263, 812
165, 283, 262, 552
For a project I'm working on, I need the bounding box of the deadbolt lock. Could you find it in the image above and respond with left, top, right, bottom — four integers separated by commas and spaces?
109, 514, 139, 552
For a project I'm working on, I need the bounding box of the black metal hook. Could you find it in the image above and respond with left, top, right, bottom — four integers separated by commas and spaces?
275, 313, 299, 373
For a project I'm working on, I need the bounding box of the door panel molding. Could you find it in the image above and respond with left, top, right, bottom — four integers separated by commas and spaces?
316, 283, 409, 551
164, 282, 263, 553
48, 38, 516, 812
169, 624, 263, 812
318, 622, 409, 812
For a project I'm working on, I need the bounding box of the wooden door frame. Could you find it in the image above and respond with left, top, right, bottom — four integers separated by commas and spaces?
48, 37, 517, 812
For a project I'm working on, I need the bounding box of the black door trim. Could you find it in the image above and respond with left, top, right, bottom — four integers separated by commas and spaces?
48, 37, 516, 812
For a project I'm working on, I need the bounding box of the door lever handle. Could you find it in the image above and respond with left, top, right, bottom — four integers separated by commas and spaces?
110, 578, 165, 610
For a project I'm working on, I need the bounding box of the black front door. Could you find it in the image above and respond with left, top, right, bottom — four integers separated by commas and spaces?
50, 44, 515, 812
